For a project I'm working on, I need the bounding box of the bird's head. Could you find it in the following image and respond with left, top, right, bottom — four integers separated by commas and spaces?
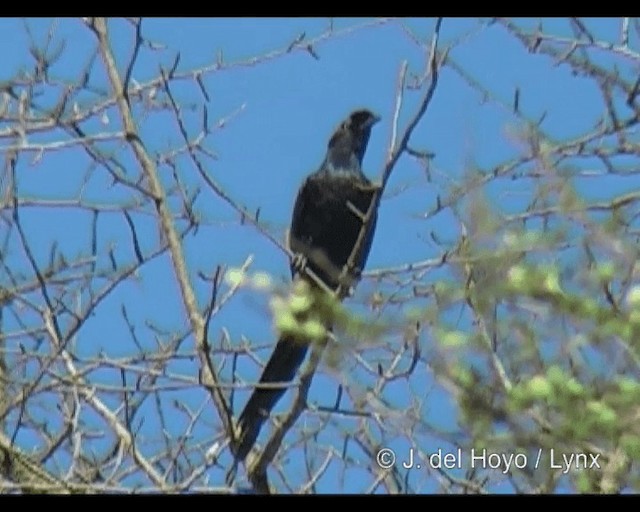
325, 109, 380, 173
342, 109, 381, 134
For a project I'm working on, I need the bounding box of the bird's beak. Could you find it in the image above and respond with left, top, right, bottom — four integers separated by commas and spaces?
369, 114, 381, 127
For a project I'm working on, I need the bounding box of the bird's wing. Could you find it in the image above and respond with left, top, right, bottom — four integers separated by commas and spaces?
288, 174, 315, 253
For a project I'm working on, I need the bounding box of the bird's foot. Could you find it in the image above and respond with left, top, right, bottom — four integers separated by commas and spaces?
291, 252, 309, 276
334, 264, 361, 298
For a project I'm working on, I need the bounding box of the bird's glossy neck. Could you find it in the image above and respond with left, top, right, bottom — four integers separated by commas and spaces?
322, 128, 371, 176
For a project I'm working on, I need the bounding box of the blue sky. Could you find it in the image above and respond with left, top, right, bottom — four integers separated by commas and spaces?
1, 17, 637, 493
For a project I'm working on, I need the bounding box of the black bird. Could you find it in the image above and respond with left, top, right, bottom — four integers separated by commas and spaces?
233, 109, 381, 462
